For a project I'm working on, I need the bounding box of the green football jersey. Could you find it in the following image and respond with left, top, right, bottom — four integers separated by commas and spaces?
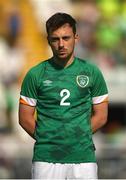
20, 57, 108, 163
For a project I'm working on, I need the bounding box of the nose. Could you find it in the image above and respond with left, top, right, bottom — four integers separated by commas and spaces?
59, 38, 64, 48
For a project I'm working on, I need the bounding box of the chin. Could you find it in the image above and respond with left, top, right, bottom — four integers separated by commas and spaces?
58, 54, 71, 59
57, 56, 68, 60
60, 56, 68, 60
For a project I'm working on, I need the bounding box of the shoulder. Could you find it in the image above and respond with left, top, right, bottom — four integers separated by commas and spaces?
21, 59, 50, 88
25, 59, 52, 79
76, 57, 100, 72
22, 59, 50, 84
28, 59, 48, 75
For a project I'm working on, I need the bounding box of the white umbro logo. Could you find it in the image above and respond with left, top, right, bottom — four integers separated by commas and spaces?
43, 80, 53, 86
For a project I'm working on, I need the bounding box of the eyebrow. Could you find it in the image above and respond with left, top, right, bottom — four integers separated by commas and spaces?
50, 35, 72, 40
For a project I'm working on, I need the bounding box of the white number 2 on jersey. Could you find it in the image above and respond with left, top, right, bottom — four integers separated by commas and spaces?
60, 89, 70, 106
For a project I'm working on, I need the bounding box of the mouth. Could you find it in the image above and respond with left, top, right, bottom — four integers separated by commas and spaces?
58, 49, 67, 55
59, 51, 66, 54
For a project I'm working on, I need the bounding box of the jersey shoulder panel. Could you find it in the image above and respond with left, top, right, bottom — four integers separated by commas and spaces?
76, 57, 108, 103
24, 59, 51, 86
28, 59, 48, 77
76, 57, 99, 70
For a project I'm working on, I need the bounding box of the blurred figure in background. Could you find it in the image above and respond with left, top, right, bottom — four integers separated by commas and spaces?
74, 0, 126, 72
0, 1, 24, 134
75, 1, 100, 61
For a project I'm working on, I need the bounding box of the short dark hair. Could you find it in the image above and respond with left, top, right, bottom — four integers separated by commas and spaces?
46, 12, 76, 35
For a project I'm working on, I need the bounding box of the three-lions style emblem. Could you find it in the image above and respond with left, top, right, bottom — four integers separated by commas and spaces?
76, 75, 89, 88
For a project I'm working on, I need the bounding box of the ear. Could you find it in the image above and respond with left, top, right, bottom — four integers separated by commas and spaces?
75, 34, 79, 43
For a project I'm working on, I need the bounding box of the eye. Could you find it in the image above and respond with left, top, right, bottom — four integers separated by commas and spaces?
50, 37, 59, 42
63, 36, 70, 41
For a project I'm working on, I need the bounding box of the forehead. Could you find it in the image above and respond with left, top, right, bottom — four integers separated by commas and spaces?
49, 23, 74, 37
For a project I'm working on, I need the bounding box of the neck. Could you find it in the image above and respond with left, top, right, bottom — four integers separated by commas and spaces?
53, 54, 75, 68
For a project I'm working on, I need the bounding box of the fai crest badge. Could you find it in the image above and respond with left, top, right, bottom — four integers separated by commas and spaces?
76, 75, 89, 88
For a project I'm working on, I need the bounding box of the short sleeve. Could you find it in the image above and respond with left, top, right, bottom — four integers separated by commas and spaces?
20, 70, 38, 106
91, 65, 108, 104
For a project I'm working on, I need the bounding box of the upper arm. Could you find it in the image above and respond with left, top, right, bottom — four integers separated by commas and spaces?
90, 65, 109, 129
19, 103, 35, 116
19, 69, 38, 127
91, 101, 108, 132
18, 103, 36, 138
19, 103, 36, 123
92, 101, 108, 120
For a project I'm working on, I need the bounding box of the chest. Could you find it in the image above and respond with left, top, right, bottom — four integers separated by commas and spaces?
37, 70, 92, 105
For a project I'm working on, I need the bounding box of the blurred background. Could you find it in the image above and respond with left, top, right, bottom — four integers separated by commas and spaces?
0, 0, 126, 178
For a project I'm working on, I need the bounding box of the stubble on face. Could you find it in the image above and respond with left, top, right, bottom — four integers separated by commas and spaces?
48, 24, 78, 67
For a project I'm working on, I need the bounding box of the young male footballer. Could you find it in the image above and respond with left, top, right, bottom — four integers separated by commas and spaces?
19, 12, 108, 179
